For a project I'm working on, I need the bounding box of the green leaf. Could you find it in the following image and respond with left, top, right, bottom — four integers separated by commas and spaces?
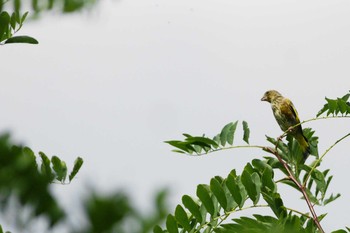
51, 156, 67, 182
261, 192, 286, 218
5, 35, 39, 44
10, 12, 17, 30
39, 151, 53, 181
165, 140, 193, 154
69, 157, 83, 182
175, 205, 191, 231
331, 230, 347, 233
311, 169, 326, 196
227, 121, 238, 145
21, 12, 29, 24
316, 104, 328, 117
337, 98, 348, 114
185, 136, 218, 147
261, 167, 276, 193
0, 11, 10, 40
226, 175, 246, 209
199, 204, 208, 226
212, 134, 221, 148
14, 0, 21, 14
166, 214, 178, 233
241, 171, 261, 205
182, 195, 202, 223
326, 98, 337, 115
153, 225, 164, 233
323, 193, 341, 205
196, 184, 214, 216
220, 121, 238, 146
242, 121, 250, 144
210, 178, 227, 211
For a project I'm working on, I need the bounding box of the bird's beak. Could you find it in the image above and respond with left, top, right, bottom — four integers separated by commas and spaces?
261, 95, 267, 101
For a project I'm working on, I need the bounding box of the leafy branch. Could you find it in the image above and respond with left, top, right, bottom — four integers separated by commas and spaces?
0, 10, 38, 44
160, 91, 350, 233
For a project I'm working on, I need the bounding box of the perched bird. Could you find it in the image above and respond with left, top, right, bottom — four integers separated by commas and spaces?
261, 90, 310, 160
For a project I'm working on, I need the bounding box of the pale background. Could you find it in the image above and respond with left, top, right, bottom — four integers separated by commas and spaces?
1, 0, 350, 231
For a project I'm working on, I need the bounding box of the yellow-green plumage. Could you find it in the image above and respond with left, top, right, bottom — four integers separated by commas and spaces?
261, 90, 310, 160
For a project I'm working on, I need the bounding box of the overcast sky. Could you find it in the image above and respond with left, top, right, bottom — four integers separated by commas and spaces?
1, 0, 350, 231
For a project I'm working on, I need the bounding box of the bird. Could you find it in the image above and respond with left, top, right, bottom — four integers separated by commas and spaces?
261, 90, 310, 161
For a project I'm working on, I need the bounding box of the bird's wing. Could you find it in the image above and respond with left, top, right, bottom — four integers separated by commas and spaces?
281, 98, 300, 124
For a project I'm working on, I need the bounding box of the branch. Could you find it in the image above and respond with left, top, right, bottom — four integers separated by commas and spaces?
280, 115, 350, 138
264, 146, 325, 233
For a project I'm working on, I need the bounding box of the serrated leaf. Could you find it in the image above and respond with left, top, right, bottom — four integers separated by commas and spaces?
197, 185, 214, 216
242, 121, 250, 144
337, 98, 348, 114
166, 215, 178, 233
69, 157, 83, 182
311, 169, 326, 196
175, 205, 191, 231
5, 35, 39, 44
210, 178, 227, 211
182, 195, 202, 223
323, 193, 341, 205
316, 104, 328, 117
326, 98, 337, 115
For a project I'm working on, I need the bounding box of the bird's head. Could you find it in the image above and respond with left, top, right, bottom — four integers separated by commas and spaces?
261, 90, 283, 103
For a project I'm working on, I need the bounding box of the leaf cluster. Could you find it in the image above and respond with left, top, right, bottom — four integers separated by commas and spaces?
154, 159, 320, 233
165, 121, 250, 155
0, 10, 37, 44
163, 92, 350, 233
0, 0, 97, 14
0, 134, 83, 231
73, 189, 169, 233
317, 91, 350, 117
39, 152, 83, 184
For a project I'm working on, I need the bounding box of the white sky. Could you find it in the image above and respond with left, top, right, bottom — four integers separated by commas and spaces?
1, 0, 350, 231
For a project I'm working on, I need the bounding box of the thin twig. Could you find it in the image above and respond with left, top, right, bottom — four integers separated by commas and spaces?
303, 132, 350, 187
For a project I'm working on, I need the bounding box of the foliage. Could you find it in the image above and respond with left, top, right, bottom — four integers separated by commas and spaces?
0, 0, 97, 14
74, 189, 169, 233
161, 92, 350, 233
0, 134, 83, 232
0, 10, 37, 44
317, 91, 350, 117
0, 0, 98, 45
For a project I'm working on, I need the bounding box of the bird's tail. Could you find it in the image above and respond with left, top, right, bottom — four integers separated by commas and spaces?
295, 134, 310, 162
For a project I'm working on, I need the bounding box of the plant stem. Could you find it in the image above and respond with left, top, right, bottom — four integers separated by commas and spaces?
265, 146, 325, 233
303, 132, 350, 187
